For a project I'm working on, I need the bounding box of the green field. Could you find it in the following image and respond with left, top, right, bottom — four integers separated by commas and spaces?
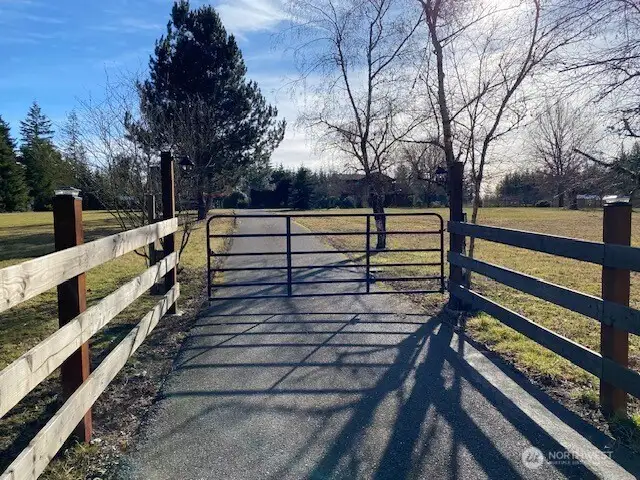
293, 207, 640, 433
0, 210, 234, 478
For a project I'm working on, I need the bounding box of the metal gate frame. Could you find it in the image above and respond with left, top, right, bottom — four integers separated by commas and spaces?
207, 212, 445, 300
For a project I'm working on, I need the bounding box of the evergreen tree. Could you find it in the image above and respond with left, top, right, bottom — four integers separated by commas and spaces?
137, 0, 285, 219
289, 167, 314, 210
20, 101, 53, 145
18, 104, 72, 211
270, 165, 293, 207
0, 117, 29, 211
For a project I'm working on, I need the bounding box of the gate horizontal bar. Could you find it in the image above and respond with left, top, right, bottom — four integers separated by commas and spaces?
214, 275, 443, 288
207, 212, 445, 218
212, 262, 443, 272
290, 230, 442, 237
373, 276, 442, 282
210, 248, 442, 257
209, 230, 442, 238
209, 290, 444, 300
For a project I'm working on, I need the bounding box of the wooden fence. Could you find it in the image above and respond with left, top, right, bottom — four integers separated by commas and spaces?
448, 202, 640, 416
0, 153, 180, 480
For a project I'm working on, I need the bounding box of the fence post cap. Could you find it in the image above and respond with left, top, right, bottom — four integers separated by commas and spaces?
603, 195, 631, 206
54, 187, 82, 198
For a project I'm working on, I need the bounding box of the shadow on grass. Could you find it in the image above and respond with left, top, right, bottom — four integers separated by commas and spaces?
0, 378, 63, 473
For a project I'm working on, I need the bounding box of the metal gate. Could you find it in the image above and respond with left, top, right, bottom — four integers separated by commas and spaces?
206, 213, 445, 300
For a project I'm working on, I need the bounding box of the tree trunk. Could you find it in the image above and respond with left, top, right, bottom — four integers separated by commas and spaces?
196, 172, 214, 221
557, 186, 565, 208
569, 189, 578, 210
197, 192, 207, 221
370, 191, 387, 250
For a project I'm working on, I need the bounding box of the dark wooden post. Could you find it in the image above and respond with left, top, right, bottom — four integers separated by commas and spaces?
601, 200, 631, 416
53, 189, 92, 442
161, 151, 177, 314
448, 161, 465, 309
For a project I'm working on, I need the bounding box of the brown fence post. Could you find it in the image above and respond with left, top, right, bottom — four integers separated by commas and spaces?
448, 161, 465, 309
161, 151, 177, 314
601, 200, 632, 416
53, 188, 92, 442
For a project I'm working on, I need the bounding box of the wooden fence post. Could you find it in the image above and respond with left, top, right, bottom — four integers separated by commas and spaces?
161, 151, 177, 314
601, 200, 632, 416
53, 189, 92, 442
448, 161, 465, 309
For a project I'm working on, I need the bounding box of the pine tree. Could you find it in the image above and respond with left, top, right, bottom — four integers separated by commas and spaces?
0, 116, 29, 212
18, 103, 73, 210
137, 0, 285, 219
20, 101, 54, 145
289, 167, 313, 210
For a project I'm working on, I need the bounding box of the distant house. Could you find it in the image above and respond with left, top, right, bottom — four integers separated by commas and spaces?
576, 194, 601, 209
336, 172, 395, 207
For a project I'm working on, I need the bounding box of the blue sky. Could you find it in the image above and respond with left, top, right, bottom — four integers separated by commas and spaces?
0, 0, 319, 167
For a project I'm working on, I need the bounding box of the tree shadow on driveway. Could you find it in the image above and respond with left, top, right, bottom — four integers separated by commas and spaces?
123, 298, 640, 480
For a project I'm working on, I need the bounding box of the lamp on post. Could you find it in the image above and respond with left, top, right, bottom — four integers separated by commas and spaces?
179, 155, 195, 173
435, 166, 448, 186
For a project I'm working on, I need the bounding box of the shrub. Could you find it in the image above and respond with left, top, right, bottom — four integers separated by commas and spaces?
222, 191, 248, 208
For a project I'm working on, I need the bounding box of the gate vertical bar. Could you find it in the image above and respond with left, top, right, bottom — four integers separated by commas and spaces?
601, 200, 631, 416
53, 189, 92, 442
161, 151, 177, 314
440, 217, 445, 292
286, 216, 293, 296
366, 215, 371, 293
207, 219, 212, 299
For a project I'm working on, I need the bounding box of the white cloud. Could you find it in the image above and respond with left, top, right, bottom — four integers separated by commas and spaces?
213, 0, 288, 37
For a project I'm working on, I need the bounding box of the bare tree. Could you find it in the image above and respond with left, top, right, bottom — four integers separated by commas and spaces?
285, 0, 424, 249
417, 0, 601, 257
575, 145, 640, 202
400, 141, 447, 206
76, 74, 154, 235
529, 100, 596, 207
565, 0, 640, 137
75, 74, 203, 263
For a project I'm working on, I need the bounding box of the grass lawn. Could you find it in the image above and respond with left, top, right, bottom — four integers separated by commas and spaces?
0, 209, 234, 478
293, 207, 640, 434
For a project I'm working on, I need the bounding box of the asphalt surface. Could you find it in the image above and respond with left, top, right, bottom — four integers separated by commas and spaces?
120, 212, 637, 480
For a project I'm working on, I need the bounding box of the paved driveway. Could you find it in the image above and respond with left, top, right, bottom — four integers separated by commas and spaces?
120, 212, 637, 480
